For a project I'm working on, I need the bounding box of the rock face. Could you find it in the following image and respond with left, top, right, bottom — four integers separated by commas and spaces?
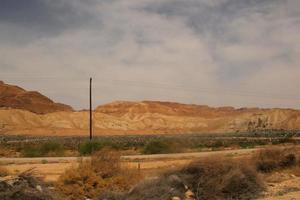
0, 81, 73, 114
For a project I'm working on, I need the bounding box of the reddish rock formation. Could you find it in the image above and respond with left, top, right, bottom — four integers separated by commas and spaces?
0, 81, 73, 114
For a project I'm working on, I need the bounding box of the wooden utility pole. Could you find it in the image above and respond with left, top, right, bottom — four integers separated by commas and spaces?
89, 77, 93, 140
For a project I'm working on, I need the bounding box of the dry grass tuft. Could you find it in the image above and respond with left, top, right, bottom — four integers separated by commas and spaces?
57, 149, 142, 200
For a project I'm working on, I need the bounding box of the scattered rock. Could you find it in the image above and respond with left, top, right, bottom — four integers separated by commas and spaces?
184, 190, 195, 200
0, 171, 62, 200
36, 185, 42, 192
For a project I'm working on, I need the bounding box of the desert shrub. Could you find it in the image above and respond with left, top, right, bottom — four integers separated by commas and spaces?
57, 162, 103, 199
177, 157, 262, 200
40, 141, 64, 156
21, 141, 64, 157
142, 140, 171, 154
91, 150, 121, 178
0, 166, 8, 177
211, 140, 224, 148
254, 147, 298, 173
122, 176, 186, 200
238, 141, 255, 149
79, 141, 107, 155
57, 149, 141, 200
271, 138, 293, 145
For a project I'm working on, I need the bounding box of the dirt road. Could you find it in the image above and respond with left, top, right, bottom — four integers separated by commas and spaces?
0, 148, 258, 181
0, 148, 257, 164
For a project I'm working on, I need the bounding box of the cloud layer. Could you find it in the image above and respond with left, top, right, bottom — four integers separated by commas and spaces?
1, 0, 300, 109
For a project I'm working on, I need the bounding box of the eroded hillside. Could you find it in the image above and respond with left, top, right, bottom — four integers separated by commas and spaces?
0, 81, 73, 114
0, 100, 299, 135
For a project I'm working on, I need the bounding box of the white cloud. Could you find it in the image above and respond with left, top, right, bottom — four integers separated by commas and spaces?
1, 0, 300, 109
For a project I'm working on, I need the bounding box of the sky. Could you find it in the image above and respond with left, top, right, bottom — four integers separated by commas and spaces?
1, 0, 300, 110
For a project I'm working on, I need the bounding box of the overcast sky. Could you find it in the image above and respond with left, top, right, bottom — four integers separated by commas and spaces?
1, 0, 300, 109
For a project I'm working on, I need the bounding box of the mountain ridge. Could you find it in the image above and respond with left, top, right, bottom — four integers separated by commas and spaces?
0, 82, 299, 135
0, 81, 73, 114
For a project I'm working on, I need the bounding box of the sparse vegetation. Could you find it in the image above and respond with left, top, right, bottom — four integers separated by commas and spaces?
95, 146, 299, 200
97, 156, 264, 200
1, 143, 299, 199
1, 133, 299, 157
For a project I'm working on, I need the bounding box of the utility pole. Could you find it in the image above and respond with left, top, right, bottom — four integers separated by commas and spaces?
89, 77, 93, 140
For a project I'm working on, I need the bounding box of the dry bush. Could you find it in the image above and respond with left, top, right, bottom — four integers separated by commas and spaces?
123, 175, 187, 200
91, 150, 121, 178
57, 149, 142, 200
56, 162, 102, 199
177, 157, 263, 200
0, 166, 8, 177
105, 156, 263, 200
254, 147, 299, 173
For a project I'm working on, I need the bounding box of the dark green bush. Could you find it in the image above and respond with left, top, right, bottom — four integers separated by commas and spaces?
21, 141, 64, 157
211, 140, 224, 148
238, 141, 255, 149
40, 141, 64, 156
142, 140, 171, 154
79, 141, 106, 155
22, 146, 41, 157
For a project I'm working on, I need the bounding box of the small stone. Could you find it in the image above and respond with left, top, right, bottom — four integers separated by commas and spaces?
36, 185, 42, 192
185, 190, 195, 200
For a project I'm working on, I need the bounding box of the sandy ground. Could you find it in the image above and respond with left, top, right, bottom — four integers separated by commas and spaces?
259, 169, 300, 200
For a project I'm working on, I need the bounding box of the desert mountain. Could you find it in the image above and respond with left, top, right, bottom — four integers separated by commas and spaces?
0, 99, 300, 135
0, 81, 73, 114
0, 81, 299, 135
